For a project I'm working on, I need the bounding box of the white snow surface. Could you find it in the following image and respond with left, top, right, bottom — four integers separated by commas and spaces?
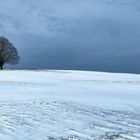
0, 70, 140, 140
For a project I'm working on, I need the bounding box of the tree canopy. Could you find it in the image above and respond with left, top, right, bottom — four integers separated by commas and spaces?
0, 36, 20, 69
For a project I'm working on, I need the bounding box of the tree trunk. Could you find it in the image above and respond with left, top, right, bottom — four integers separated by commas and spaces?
0, 64, 3, 70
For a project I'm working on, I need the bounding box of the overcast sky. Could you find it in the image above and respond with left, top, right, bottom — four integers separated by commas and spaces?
0, 0, 140, 73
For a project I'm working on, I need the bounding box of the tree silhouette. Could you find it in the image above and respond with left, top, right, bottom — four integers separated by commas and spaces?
0, 36, 20, 70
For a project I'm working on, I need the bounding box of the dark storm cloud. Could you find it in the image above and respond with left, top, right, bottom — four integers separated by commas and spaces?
0, 0, 140, 73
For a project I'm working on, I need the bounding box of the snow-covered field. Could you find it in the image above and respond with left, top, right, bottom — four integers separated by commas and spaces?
0, 70, 140, 140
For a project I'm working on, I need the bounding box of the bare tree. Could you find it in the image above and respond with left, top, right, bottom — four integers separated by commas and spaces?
0, 36, 20, 70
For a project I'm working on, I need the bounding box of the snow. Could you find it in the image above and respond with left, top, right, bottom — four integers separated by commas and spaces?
0, 70, 140, 140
